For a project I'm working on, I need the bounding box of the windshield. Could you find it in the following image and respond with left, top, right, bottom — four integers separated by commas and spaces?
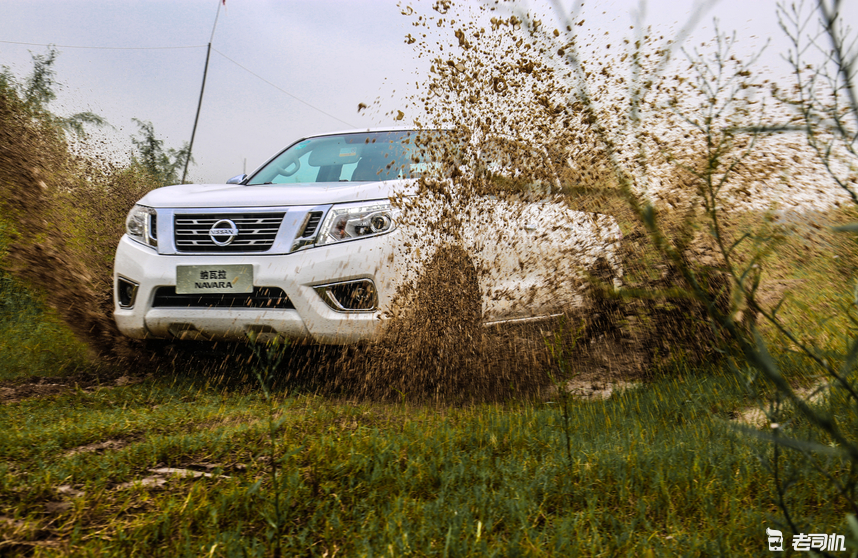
246, 131, 441, 185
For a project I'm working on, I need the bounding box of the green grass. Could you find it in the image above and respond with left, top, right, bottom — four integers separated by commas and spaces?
0, 214, 89, 381
0, 207, 855, 555
613, 204, 858, 356
0, 362, 851, 556
0, 273, 89, 381
758, 210, 858, 352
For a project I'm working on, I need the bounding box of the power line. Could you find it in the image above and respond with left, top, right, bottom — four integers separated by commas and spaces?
2, 36, 358, 156
0, 38, 356, 127
182, 0, 222, 185
211, 47, 356, 128
0, 39, 207, 50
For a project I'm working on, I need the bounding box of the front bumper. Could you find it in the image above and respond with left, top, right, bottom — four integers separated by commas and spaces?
113, 232, 403, 344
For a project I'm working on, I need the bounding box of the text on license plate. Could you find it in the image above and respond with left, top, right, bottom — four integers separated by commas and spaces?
176, 264, 253, 294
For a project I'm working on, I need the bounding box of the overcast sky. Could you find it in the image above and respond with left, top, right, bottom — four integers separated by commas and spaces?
1, 0, 854, 184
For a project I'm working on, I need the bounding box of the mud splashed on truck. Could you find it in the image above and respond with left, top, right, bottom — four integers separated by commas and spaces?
0, 1, 827, 400
320, 1, 748, 401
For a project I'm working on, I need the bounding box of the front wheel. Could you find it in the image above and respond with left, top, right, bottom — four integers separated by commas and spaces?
411, 244, 481, 332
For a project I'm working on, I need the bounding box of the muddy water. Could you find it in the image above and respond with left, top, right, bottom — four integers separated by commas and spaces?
2, 1, 812, 401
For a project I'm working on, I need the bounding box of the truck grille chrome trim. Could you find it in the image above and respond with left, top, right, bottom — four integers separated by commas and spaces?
314, 279, 378, 312
290, 210, 326, 252
174, 213, 285, 252
300, 211, 323, 238
116, 276, 139, 309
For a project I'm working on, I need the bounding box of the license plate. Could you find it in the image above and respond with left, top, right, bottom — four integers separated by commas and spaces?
176, 264, 253, 294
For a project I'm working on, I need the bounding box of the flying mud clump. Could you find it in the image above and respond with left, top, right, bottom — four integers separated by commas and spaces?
328, 4, 633, 401
340, 0, 846, 399
0, 87, 159, 363
1, 0, 840, 397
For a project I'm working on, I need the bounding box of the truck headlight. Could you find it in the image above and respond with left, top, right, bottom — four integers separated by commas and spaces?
316, 201, 396, 246
125, 204, 158, 248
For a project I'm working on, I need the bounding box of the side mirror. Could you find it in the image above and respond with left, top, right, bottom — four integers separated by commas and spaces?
226, 174, 247, 185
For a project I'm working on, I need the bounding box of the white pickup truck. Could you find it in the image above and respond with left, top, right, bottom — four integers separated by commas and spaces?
113, 128, 623, 343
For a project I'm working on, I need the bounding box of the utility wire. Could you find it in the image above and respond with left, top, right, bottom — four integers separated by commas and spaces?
1, 38, 355, 127
182, 0, 222, 184
209, 2, 222, 44
3, 30, 358, 170
212, 47, 356, 128
1, 37, 355, 129
0, 39, 206, 50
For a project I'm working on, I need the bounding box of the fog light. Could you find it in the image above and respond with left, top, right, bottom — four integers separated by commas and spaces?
117, 277, 139, 309
314, 279, 378, 312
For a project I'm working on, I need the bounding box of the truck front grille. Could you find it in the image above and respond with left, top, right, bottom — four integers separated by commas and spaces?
152, 287, 293, 309
174, 213, 284, 252
300, 211, 323, 237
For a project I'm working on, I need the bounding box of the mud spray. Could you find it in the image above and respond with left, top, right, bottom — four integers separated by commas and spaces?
1, 1, 843, 402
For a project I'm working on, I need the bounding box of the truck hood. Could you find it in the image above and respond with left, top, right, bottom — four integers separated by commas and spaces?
137, 180, 416, 208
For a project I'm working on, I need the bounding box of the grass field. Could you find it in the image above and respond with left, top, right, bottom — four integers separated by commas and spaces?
2, 13, 857, 554
0, 273, 89, 382
0, 359, 848, 557
0, 208, 855, 556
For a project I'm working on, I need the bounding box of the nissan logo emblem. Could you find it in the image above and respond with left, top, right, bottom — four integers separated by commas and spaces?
209, 219, 239, 246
